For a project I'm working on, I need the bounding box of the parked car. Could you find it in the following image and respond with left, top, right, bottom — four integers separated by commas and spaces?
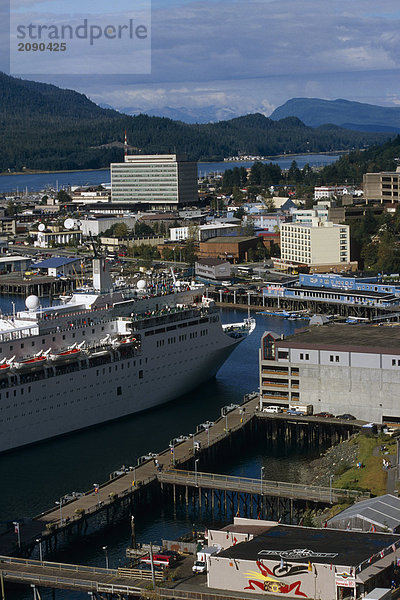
314, 412, 335, 418
286, 409, 303, 416
336, 413, 356, 420
262, 405, 282, 414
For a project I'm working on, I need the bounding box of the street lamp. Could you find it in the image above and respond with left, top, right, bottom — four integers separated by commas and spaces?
205, 428, 210, 447
329, 475, 334, 503
195, 458, 199, 487
221, 407, 228, 433
260, 466, 265, 494
55, 498, 63, 524
102, 545, 109, 569
36, 538, 43, 562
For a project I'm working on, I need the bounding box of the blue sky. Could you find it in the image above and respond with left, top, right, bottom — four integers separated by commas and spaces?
4, 0, 400, 118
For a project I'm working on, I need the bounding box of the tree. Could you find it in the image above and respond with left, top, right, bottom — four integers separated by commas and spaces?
56, 189, 72, 204
113, 222, 128, 238
265, 197, 276, 212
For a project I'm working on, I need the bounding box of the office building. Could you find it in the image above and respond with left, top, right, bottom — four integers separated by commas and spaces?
276, 218, 351, 271
110, 154, 198, 209
363, 168, 400, 204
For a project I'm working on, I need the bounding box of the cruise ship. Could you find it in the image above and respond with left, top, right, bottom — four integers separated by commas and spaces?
0, 259, 255, 453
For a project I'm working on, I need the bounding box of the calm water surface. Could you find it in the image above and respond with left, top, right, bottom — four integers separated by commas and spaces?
0, 154, 339, 193
0, 307, 316, 599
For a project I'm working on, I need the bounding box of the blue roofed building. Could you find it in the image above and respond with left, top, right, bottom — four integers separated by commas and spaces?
32, 257, 82, 277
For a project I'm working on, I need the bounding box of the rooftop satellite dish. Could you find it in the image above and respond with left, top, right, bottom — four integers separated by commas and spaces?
38, 223, 46, 232
64, 218, 75, 230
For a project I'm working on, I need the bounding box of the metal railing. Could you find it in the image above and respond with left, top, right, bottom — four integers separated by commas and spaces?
158, 469, 370, 503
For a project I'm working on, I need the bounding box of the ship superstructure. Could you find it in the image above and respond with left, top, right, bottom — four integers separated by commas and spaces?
0, 260, 255, 452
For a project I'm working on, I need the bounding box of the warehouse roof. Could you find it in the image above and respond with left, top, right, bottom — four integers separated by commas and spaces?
328, 494, 400, 532
33, 257, 80, 268
217, 524, 400, 566
201, 236, 258, 244
277, 323, 400, 354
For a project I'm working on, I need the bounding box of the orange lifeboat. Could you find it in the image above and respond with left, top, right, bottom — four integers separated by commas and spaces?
14, 356, 47, 371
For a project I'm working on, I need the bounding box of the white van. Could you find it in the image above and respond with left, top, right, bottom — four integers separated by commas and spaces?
262, 405, 282, 414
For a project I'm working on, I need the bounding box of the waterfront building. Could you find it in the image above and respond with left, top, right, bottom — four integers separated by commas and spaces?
363, 168, 400, 204
32, 257, 82, 277
275, 218, 353, 272
0, 255, 31, 274
195, 258, 232, 282
259, 324, 400, 423
110, 154, 198, 209
261, 273, 400, 308
327, 494, 400, 534
207, 517, 399, 599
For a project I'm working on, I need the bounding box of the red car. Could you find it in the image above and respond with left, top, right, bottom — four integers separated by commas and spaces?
314, 412, 335, 418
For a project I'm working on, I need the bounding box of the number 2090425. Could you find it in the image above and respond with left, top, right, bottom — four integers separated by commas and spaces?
18, 42, 67, 52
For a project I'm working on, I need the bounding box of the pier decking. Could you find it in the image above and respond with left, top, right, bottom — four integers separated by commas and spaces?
0, 394, 362, 559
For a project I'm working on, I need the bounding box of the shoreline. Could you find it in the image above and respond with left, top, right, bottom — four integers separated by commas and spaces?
0, 151, 343, 177
0, 167, 110, 177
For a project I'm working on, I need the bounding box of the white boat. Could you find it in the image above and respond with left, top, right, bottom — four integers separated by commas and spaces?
13, 355, 48, 371
0, 258, 255, 453
49, 347, 83, 363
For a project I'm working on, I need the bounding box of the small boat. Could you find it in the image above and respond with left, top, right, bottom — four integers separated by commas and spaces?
14, 356, 47, 371
0, 362, 11, 375
113, 336, 137, 349
49, 348, 82, 363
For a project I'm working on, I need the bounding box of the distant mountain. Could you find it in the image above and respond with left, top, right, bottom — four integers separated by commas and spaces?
0, 73, 392, 172
270, 98, 400, 133
119, 105, 241, 123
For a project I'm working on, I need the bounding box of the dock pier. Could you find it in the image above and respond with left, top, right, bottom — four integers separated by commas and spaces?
0, 395, 362, 562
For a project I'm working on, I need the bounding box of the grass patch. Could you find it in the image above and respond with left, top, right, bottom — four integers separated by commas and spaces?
334, 434, 394, 497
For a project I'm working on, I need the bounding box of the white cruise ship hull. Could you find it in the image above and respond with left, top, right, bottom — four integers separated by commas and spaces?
0, 307, 244, 453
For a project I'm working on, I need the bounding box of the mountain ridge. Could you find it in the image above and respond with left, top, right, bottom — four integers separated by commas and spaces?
0, 73, 392, 172
270, 98, 400, 132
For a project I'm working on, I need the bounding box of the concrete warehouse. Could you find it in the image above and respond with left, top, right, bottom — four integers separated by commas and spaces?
259, 324, 400, 423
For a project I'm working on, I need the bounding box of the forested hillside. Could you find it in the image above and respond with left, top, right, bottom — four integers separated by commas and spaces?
0, 73, 391, 172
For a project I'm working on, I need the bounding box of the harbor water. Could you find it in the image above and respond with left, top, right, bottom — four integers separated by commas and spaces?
1, 306, 318, 599
0, 154, 339, 193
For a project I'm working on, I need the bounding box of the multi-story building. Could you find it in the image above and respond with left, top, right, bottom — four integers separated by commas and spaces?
259, 324, 400, 423
110, 154, 198, 209
314, 185, 348, 200
292, 208, 329, 224
198, 236, 260, 263
363, 168, 400, 204
170, 223, 239, 242
276, 218, 351, 271
195, 258, 232, 282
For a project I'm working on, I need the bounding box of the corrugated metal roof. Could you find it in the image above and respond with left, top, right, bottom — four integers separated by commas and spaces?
328, 494, 400, 530
32, 257, 80, 268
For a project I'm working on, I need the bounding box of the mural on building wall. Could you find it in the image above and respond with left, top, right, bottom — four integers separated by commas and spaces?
244, 560, 308, 596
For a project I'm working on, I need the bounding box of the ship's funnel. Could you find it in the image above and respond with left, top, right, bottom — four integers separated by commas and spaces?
92, 258, 113, 293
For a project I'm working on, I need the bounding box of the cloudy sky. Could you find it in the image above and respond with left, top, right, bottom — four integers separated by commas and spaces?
4, 0, 400, 118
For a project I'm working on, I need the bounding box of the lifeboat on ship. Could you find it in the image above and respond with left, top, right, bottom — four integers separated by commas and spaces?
113, 336, 137, 349
14, 354, 47, 371
0, 357, 12, 376
49, 343, 85, 363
